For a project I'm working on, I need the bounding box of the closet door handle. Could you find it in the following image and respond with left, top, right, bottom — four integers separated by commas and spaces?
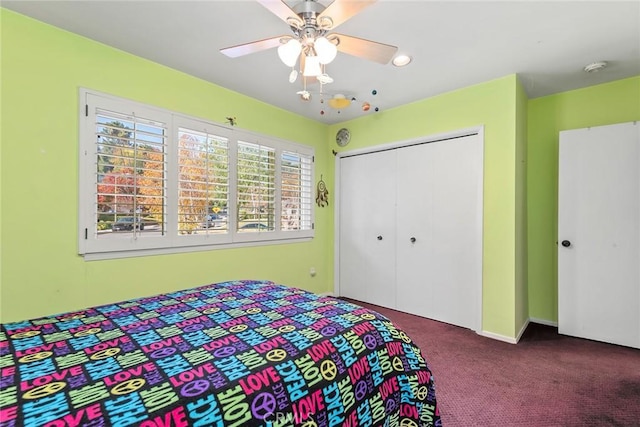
410, 237, 416, 243
377, 235, 383, 241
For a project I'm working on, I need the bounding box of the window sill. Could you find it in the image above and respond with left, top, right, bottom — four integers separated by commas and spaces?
81, 236, 313, 261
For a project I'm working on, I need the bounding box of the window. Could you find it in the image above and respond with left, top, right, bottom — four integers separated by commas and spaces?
79, 90, 314, 259
237, 141, 275, 233
177, 125, 229, 235
95, 108, 167, 233
281, 150, 313, 231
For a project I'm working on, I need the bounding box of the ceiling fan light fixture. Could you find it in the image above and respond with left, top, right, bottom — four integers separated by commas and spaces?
278, 39, 302, 67
315, 36, 338, 64
303, 55, 322, 77
392, 54, 412, 67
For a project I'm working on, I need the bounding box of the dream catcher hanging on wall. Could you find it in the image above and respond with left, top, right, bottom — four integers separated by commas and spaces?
316, 175, 329, 207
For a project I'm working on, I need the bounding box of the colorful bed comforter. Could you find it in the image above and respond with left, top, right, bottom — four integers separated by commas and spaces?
0, 280, 441, 426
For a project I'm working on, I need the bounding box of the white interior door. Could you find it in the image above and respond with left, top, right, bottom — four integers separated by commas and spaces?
339, 150, 397, 308
396, 135, 483, 330
558, 121, 640, 349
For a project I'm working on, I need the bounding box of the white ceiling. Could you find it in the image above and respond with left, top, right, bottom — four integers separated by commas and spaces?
4, 0, 639, 124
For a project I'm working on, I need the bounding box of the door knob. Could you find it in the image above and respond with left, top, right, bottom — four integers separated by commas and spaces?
561, 240, 571, 247
377, 235, 383, 241
410, 237, 416, 243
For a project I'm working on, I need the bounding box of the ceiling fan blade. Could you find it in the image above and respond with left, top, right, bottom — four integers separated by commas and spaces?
333, 33, 397, 64
318, 0, 376, 29
220, 36, 284, 58
256, 0, 304, 27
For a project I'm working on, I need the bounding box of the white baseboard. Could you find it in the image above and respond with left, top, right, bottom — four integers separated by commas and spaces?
477, 330, 519, 344
320, 299, 557, 344
477, 319, 529, 344
479, 317, 558, 344
515, 318, 530, 343
529, 317, 558, 327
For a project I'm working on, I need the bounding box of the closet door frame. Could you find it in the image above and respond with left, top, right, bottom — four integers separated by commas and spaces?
334, 126, 484, 333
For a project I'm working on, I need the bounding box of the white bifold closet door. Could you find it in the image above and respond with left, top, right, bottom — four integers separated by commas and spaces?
339, 133, 482, 331
339, 149, 397, 308
395, 137, 482, 329
558, 121, 640, 349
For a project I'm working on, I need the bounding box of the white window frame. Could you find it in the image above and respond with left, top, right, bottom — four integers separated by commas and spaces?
79, 89, 314, 260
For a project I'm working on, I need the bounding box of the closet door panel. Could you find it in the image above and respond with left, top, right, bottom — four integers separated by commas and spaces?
395, 143, 434, 317
339, 150, 397, 308
427, 135, 483, 330
396, 135, 482, 330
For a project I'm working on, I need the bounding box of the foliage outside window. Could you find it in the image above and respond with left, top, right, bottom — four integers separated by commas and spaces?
79, 90, 314, 259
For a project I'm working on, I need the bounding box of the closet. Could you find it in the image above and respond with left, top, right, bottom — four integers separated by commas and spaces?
558, 121, 640, 349
337, 130, 483, 331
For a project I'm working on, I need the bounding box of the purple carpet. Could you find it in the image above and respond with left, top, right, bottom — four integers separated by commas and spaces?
347, 299, 640, 427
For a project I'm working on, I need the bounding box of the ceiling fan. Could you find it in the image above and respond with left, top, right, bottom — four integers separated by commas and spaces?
220, 0, 398, 69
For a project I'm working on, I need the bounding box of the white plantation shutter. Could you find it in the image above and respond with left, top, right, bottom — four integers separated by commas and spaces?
177, 127, 229, 235
237, 141, 276, 232
94, 108, 167, 238
281, 151, 313, 231
80, 89, 314, 259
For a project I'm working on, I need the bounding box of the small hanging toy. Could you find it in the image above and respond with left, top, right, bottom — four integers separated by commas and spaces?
316, 175, 329, 207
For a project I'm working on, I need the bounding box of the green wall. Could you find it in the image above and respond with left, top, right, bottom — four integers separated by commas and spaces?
527, 76, 640, 322
1, 6, 525, 338
4, 8, 638, 340
328, 75, 521, 338
0, 10, 331, 322
515, 76, 529, 336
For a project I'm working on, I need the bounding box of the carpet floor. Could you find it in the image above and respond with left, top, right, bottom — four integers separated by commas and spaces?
347, 299, 640, 427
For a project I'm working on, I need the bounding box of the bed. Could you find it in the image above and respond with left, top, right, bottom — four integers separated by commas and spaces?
0, 280, 441, 426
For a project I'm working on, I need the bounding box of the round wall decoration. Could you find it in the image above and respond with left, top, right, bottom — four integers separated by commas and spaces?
336, 128, 351, 147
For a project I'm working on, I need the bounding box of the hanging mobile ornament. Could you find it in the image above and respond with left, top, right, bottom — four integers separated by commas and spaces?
297, 75, 311, 101
316, 175, 329, 207
317, 63, 334, 85
289, 68, 298, 83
